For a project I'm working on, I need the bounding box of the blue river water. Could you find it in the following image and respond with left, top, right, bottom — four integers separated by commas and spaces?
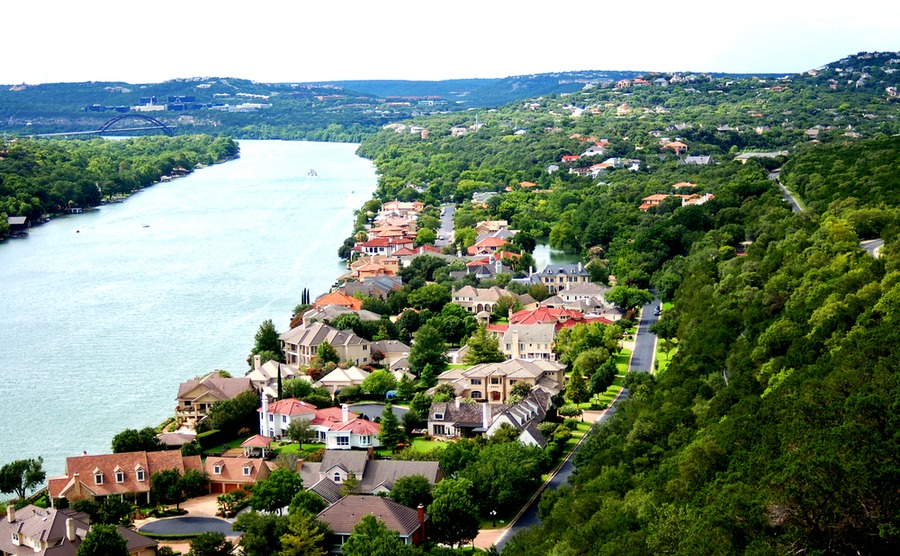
0, 140, 377, 477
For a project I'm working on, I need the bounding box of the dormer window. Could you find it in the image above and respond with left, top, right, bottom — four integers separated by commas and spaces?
243, 465, 252, 476
94, 472, 103, 485
434, 413, 444, 420
213, 465, 222, 475
136, 468, 146, 482
116, 470, 125, 483
333, 472, 342, 483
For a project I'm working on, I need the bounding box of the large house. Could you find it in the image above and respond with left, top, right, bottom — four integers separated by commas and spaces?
435, 358, 566, 404
279, 323, 371, 367
261, 401, 381, 450
428, 390, 552, 446
175, 371, 253, 426
315, 366, 371, 396
204, 456, 272, 494
47, 451, 202, 507
317, 496, 427, 551
299, 449, 443, 503
246, 355, 303, 400
259, 397, 317, 438
0, 505, 157, 556
532, 263, 591, 293
451, 285, 536, 316
498, 323, 557, 361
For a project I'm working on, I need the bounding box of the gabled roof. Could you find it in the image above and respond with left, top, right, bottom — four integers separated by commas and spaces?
317, 366, 370, 385
48, 451, 201, 499
241, 434, 273, 448
317, 496, 424, 537
265, 398, 317, 417
279, 322, 368, 349
314, 291, 363, 311
205, 456, 269, 484
176, 372, 252, 402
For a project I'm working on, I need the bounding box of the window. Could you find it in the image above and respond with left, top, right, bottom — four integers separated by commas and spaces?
333, 472, 342, 483
94, 473, 103, 485
243, 466, 252, 476
434, 413, 444, 420
183, 400, 192, 406
116, 471, 125, 483
282, 415, 287, 423
12, 532, 19, 543
213, 465, 222, 475
491, 377, 501, 385
433, 424, 446, 435
470, 378, 482, 385
472, 391, 483, 399
137, 469, 145, 482
337, 435, 350, 446
510, 379, 517, 385
360, 435, 369, 445
269, 414, 274, 421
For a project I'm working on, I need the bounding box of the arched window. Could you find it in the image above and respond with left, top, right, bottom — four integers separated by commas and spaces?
333, 472, 342, 483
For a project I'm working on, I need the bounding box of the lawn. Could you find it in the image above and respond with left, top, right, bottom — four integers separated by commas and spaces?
374, 436, 445, 458
655, 341, 678, 373
614, 348, 632, 373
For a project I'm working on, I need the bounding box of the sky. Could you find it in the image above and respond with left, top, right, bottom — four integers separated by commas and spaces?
4, 0, 900, 85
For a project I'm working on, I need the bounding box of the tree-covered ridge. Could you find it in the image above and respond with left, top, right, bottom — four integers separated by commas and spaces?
0, 135, 238, 232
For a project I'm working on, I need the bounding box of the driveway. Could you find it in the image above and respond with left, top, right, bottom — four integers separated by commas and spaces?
629, 298, 660, 372
138, 516, 236, 536
348, 402, 408, 421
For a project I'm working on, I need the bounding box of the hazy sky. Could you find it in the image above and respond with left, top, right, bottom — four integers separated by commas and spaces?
5, 0, 899, 85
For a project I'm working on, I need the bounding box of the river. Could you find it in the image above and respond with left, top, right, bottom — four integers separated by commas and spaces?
0, 140, 377, 478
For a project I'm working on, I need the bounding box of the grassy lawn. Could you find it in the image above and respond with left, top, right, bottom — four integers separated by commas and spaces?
202, 435, 252, 455
374, 436, 444, 458
446, 363, 469, 369
271, 442, 326, 457
614, 348, 632, 373
593, 374, 625, 407
655, 342, 678, 373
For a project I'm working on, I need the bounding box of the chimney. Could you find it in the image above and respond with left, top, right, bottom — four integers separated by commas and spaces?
417, 503, 426, 541
341, 404, 349, 423
578, 261, 583, 272
66, 518, 76, 542
455, 396, 461, 410
297, 459, 303, 472
254, 354, 261, 370
482, 402, 491, 430
6, 504, 14, 523
367, 445, 375, 461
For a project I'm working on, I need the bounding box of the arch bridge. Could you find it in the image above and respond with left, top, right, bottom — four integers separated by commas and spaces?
33, 114, 176, 137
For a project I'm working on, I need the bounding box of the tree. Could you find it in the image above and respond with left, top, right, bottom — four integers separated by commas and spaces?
589, 357, 618, 395
206, 389, 261, 434
410, 392, 433, 419
341, 514, 415, 556
492, 295, 524, 320
401, 408, 421, 436
340, 471, 360, 497
507, 381, 533, 404
286, 418, 315, 449
111, 427, 161, 453
377, 404, 406, 450
429, 478, 480, 547
390, 474, 433, 509
76, 524, 128, 556
396, 373, 415, 400
234, 511, 290, 556
0, 457, 45, 499
407, 283, 451, 313
188, 532, 235, 556
573, 347, 611, 378
415, 227, 437, 246
604, 286, 654, 313
649, 310, 678, 356
97, 496, 135, 526
463, 325, 506, 364
460, 441, 545, 515
408, 323, 448, 377
566, 369, 590, 404
250, 467, 303, 515
181, 468, 211, 498
151, 468, 186, 509
289, 489, 328, 516
360, 369, 398, 398
279, 510, 328, 556
316, 341, 340, 365
252, 319, 284, 362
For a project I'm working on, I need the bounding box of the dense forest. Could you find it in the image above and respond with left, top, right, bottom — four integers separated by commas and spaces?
351, 52, 900, 553
0, 135, 238, 238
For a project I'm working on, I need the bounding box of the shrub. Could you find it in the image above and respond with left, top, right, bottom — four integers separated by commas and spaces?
557, 404, 582, 418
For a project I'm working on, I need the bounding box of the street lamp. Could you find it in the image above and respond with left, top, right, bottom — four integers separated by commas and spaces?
490, 509, 497, 527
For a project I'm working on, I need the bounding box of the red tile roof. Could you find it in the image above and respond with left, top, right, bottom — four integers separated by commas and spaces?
265, 398, 318, 416
48, 451, 201, 499
315, 291, 363, 311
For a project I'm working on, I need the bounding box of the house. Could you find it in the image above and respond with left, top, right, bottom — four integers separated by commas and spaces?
474, 220, 509, 236
6, 216, 28, 236
368, 339, 411, 368
259, 397, 317, 438
175, 372, 253, 425
317, 496, 427, 551
532, 263, 590, 293
279, 323, 371, 367
510, 306, 585, 326
500, 323, 557, 361
205, 456, 272, 494
662, 140, 688, 154
317, 405, 380, 450
301, 305, 382, 327
428, 390, 551, 445
340, 275, 403, 300
639, 193, 676, 211
435, 358, 566, 403
47, 451, 202, 507
246, 355, 302, 400
467, 236, 508, 256
451, 285, 536, 315
315, 366, 371, 397
683, 155, 712, 165
351, 236, 416, 258
299, 449, 443, 502
0, 505, 157, 556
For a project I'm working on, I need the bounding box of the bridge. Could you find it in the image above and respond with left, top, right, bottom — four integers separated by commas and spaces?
33, 114, 175, 137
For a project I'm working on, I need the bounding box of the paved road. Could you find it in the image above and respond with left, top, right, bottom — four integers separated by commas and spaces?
860, 238, 885, 259
769, 170, 803, 214
629, 299, 661, 372
435, 203, 456, 248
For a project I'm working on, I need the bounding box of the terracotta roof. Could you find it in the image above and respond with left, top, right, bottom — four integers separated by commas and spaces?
49, 451, 201, 499
510, 306, 583, 325
240, 435, 274, 448
314, 291, 363, 311
317, 496, 424, 537
310, 407, 359, 428
265, 398, 318, 416
330, 417, 381, 435
205, 456, 270, 485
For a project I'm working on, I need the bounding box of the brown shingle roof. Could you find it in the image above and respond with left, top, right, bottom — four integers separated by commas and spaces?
48, 451, 200, 499
317, 496, 424, 537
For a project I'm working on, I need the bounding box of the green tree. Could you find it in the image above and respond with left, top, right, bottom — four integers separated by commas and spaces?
492, 295, 524, 320
151, 468, 186, 509
340, 471, 360, 497
588, 358, 617, 395
461, 441, 545, 515
97, 496, 135, 526
188, 531, 235, 556
378, 403, 406, 450
0, 457, 45, 499
76, 524, 128, 556
181, 468, 211, 498
396, 373, 415, 400
205, 389, 260, 434
288, 489, 328, 516
234, 511, 290, 556
415, 227, 437, 246
410, 392, 433, 419
463, 325, 506, 364
286, 418, 315, 448
429, 478, 480, 547
316, 341, 340, 365
389, 474, 433, 509
341, 514, 415, 556
573, 347, 611, 378
604, 286, 654, 313
250, 467, 303, 515
566, 369, 590, 404
360, 369, 398, 397
408, 323, 448, 377
649, 310, 678, 356
279, 510, 328, 556
111, 427, 161, 453
407, 283, 451, 312
252, 319, 284, 362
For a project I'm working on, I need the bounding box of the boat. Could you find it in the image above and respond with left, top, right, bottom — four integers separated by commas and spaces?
308, 169, 317, 177
142, 224, 150, 228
